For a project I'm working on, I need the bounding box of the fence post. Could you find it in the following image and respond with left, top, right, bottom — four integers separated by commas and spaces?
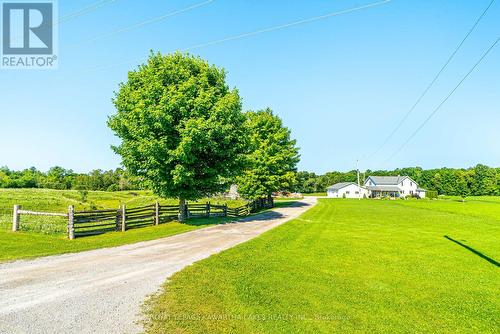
223, 204, 228, 217
121, 205, 126, 232
178, 200, 186, 222
206, 202, 210, 217
12, 205, 20, 232
155, 201, 160, 225
116, 207, 121, 231
68, 205, 75, 240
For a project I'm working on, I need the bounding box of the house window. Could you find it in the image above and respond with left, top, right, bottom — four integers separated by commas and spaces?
410, 182, 413, 186
346, 191, 350, 195
355, 191, 359, 195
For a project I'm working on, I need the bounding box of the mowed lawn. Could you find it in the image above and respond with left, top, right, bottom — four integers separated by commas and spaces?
143, 198, 500, 333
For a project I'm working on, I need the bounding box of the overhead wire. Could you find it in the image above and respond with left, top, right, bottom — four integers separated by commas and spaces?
365, 0, 496, 160
71, 0, 214, 46
86, 0, 392, 72
382, 37, 499, 165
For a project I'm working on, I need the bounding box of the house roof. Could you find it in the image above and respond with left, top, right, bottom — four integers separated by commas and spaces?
365, 175, 420, 186
327, 182, 358, 191
366, 185, 402, 192
366, 176, 407, 185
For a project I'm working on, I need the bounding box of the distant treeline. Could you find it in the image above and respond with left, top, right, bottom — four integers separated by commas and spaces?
295, 164, 500, 196
0, 166, 143, 191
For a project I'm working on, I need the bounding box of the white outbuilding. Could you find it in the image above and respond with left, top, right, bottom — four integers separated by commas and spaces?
327, 182, 368, 198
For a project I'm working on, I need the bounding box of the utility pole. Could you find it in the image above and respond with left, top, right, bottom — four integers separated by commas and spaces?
357, 159, 361, 200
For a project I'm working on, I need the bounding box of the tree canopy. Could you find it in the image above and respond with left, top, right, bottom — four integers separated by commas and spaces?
108, 52, 248, 202
237, 109, 300, 199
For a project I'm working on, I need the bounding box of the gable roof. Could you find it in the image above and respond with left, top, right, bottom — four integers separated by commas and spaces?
365, 176, 417, 186
327, 182, 358, 191
367, 176, 407, 185
366, 185, 402, 192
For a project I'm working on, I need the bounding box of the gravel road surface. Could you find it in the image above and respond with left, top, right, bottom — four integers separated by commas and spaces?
0, 197, 315, 334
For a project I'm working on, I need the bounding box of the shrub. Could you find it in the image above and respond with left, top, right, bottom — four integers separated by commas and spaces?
107, 184, 119, 192
426, 190, 438, 199
79, 190, 89, 202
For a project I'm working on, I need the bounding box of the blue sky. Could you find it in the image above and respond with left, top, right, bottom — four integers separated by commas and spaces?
1, 0, 499, 174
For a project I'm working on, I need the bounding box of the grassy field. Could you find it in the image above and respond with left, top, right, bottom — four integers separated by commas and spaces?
440, 195, 500, 204
143, 198, 500, 333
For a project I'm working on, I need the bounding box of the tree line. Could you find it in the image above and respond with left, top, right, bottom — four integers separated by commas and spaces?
0, 166, 142, 191
294, 164, 500, 196
3, 164, 498, 197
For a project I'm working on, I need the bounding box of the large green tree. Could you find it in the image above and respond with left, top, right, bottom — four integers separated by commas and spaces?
237, 108, 300, 200
108, 52, 248, 217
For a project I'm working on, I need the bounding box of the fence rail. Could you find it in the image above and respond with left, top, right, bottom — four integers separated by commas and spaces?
17, 210, 68, 217
11, 197, 274, 239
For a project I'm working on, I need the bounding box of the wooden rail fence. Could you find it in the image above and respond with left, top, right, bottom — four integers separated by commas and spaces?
12, 197, 274, 239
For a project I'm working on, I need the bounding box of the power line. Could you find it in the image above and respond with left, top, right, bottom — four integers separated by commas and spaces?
72, 0, 214, 46
366, 0, 496, 159
10, 0, 120, 45
383, 37, 499, 165
181, 0, 391, 51
59, 0, 119, 23
87, 0, 392, 72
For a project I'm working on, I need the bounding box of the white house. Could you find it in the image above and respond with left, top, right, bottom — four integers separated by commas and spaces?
327, 182, 368, 198
364, 176, 426, 198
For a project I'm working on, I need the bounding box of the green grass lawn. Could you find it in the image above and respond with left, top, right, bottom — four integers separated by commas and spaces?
440, 194, 500, 204
143, 198, 500, 333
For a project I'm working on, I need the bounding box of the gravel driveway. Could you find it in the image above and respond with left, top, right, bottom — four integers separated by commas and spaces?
0, 197, 316, 334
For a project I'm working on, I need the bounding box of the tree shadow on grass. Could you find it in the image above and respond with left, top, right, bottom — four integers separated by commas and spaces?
444, 235, 499, 267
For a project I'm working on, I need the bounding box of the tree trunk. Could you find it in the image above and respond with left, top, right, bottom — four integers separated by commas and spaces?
179, 198, 187, 222
267, 194, 273, 208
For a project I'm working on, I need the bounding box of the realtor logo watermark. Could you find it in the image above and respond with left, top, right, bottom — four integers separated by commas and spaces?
1, 0, 58, 69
